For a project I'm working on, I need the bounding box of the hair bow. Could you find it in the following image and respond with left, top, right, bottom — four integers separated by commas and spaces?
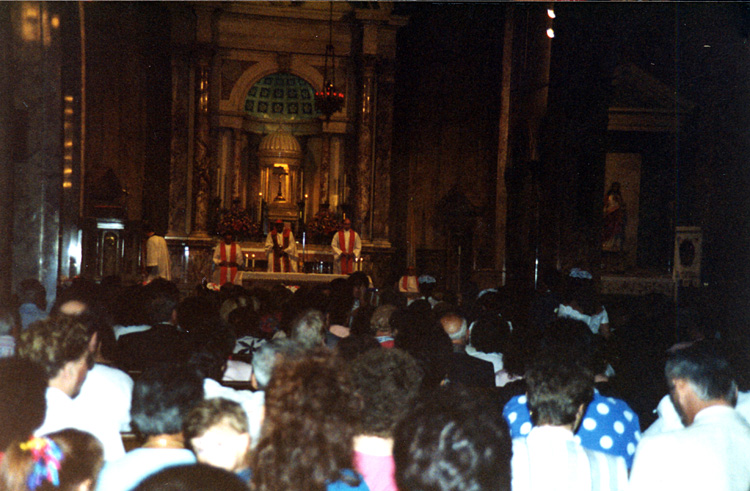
19, 437, 63, 491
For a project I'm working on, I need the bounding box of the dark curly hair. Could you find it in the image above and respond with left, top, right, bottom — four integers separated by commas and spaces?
393, 386, 512, 491
350, 348, 422, 437
251, 349, 362, 491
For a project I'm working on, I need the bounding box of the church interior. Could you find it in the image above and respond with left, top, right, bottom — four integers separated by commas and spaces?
2, 1, 750, 337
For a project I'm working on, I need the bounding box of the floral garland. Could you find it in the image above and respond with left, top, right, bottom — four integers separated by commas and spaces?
215, 206, 261, 240
306, 207, 339, 243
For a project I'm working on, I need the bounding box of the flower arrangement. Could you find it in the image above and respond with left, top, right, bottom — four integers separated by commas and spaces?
215, 205, 261, 240
306, 205, 339, 244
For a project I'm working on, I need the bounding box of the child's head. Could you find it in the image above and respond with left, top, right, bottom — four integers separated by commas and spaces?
183, 398, 250, 474
0, 430, 104, 491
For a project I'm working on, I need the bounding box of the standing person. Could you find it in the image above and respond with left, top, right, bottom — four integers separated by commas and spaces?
265, 220, 297, 273
629, 342, 750, 491
144, 223, 171, 283
251, 349, 369, 491
213, 233, 244, 286
331, 219, 361, 275
510, 350, 628, 491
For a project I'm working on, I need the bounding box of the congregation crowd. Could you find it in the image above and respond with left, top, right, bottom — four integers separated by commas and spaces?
0, 266, 749, 491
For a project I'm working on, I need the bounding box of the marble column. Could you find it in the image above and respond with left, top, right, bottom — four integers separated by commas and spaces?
372, 61, 395, 243
319, 132, 331, 205
355, 57, 375, 241
190, 60, 212, 238
168, 48, 191, 237
0, 4, 12, 303
231, 128, 244, 203
9, 2, 63, 307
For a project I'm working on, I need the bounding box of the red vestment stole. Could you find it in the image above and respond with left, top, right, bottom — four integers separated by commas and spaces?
219, 242, 238, 285
271, 230, 291, 272
338, 230, 355, 274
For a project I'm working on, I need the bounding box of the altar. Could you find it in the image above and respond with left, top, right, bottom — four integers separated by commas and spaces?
241, 271, 347, 289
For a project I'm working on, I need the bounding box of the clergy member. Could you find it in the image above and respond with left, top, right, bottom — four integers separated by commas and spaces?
331, 218, 361, 275
265, 219, 297, 272
213, 232, 244, 286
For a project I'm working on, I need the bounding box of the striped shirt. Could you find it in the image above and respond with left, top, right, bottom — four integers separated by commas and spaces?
512, 426, 628, 491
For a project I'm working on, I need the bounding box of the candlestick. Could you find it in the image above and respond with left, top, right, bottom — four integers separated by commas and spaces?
251, 253, 256, 271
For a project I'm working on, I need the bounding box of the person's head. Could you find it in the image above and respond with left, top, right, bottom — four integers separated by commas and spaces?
0, 358, 48, 449
250, 339, 302, 390
393, 386, 512, 491
183, 399, 250, 473
370, 304, 397, 336
469, 312, 509, 354
342, 218, 351, 231
417, 275, 436, 297
350, 348, 422, 437
130, 364, 204, 437
665, 341, 738, 426
1, 429, 104, 491
133, 464, 248, 491
289, 309, 326, 349
252, 349, 362, 491
273, 219, 283, 233
406, 266, 416, 276
222, 233, 234, 244
17, 279, 46, 310
334, 334, 380, 363
525, 351, 594, 429
143, 279, 180, 325
17, 316, 94, 398
439, 312, 468, 345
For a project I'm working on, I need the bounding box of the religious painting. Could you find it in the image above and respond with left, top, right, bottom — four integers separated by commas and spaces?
602, 153, 641, 271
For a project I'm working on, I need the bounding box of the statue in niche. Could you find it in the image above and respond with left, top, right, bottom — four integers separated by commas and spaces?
602, 181, 626, 253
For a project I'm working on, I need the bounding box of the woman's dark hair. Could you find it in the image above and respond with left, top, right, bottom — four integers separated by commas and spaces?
251, 349, 362, 491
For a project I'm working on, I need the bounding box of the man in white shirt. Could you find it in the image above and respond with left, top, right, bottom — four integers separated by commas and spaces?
144, 224, 171, 282
331, 218, 361, 274
17, 316, 129, 461
629, 343, 750, 491
510, 351, 628, 491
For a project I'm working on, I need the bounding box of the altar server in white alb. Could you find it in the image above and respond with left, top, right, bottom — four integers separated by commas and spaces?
331, 218, 361, 275
629, 342, 750, 491
144, 223, 171, 283
265, 219, 298, 272
213, 232, 245, 286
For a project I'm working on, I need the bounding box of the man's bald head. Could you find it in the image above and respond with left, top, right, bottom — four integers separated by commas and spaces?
440, 313, 468, 345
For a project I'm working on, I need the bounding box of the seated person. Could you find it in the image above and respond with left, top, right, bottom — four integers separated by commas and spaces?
133, 464, 248, 491
393, 386, 512, 491
0, 429, 104, 491
183, 398, 251, 481
250, 349, 368, 491
95, 364, 204, 491
351, 349, 422, 491
509, 350, 627, 491
503, 320, 640, 469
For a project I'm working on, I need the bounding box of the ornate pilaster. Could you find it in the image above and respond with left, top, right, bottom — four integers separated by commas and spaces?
355, 57, 375, 241
231, 128, 244, 203
191, 61, 212, 238
319, 133, 331, 205
372, 60, 395, 243
168, 48, 191, 237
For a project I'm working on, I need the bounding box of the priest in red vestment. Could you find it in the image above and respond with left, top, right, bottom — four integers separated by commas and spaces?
265, 219, 298, 272
213, 232, 245, 285
331, 218, 362, 275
